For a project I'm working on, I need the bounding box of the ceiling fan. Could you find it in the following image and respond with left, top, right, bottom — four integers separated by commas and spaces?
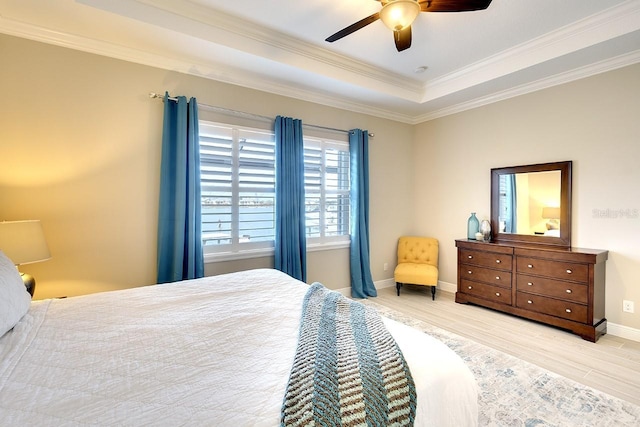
325, 0, 493, 52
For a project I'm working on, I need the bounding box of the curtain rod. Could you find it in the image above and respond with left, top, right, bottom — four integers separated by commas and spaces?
149, 92, 374, 138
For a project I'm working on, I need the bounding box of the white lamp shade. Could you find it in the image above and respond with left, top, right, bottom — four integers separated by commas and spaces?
380, 0, 421, 31
0, 220, 51, 265
542, 207, 561, 219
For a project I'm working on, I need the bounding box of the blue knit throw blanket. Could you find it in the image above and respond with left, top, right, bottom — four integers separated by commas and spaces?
281, 283, 417, 426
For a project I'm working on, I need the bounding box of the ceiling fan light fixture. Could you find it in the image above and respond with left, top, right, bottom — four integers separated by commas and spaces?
380, 0, 421, 31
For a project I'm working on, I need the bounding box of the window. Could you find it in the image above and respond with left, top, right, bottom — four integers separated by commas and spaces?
304, 138, 350, 244
200, 122, 276, 253
199, 121, 350, 257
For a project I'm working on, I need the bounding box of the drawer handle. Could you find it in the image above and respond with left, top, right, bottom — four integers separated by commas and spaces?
495, 292, 501, 297
565, 308, 572, 313
527, 282, 533, 286
468, 270, 472, 274
527, 264, 533, 268
468, 286, 472, 290
495, 259, 501, 264
468, 255, 473, 259
566, 289, 572, 294
566, 269, 573, 274
527, 300, 533, 304
495, 276, 500, 280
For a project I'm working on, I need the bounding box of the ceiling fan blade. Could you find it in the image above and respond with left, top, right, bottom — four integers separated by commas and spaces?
325, 12, 380, 42
394, 26, 412, 52
419, 0, 492, 12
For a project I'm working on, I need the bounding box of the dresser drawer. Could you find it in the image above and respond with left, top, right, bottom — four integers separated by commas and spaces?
461, 279, 512, 305
516, 257, 588, 283
459, 264, 512, 288
517, 275, 588, 303
459, 249, 512, 271
516, 292, 588, 323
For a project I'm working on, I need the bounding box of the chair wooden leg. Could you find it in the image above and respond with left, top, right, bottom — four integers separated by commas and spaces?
431, 286, 436, 300
396, 282, 402, 296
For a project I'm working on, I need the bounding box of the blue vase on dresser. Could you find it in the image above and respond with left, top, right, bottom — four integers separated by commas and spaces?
467, 212, 479, 239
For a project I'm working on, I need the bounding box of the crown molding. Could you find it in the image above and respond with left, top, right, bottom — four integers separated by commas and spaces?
79, 0, 424, 100
422, 0, 640, 104
2, 0, 639, 126
0, 14, 417, 124
415, 49, 640, 123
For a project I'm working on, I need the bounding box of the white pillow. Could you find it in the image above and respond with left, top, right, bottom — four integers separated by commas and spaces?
0, 250, 31, 337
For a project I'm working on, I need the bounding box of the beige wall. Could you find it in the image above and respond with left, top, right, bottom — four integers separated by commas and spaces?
2, 34, 638, 333
414, 63, 640, 330
0, 34, 413, 298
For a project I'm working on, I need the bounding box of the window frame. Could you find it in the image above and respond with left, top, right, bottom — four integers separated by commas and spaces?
199, 120, 350, 262
200, 122, 276, 257
303, 136, 351, 247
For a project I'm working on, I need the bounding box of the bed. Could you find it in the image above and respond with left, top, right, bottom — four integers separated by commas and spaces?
0, 255, 478, 425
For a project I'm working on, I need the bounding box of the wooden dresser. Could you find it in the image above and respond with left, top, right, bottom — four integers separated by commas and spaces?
455, 239, 608, 342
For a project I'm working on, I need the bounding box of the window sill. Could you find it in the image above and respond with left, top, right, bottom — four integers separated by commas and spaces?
307, 240, 350, 252
204, 240, 350, 263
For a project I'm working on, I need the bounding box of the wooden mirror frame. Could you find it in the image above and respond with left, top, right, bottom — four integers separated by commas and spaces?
491, 161, 572, 247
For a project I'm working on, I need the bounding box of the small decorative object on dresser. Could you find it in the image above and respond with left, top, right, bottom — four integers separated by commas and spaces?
479, 220, 491, 242
467, 212, 479, 239
455, 239, 608, 342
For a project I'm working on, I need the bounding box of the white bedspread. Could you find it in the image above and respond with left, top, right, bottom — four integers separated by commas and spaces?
0, 269, 477, 426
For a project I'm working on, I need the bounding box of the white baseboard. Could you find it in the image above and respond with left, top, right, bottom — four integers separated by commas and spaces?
373, 278, 458, 293
335, 286, 351, 297
335, 279, 394, 297
338, 278, 457, 297
335, 278, 396, 297
375, 278, 395, 289
607, 322, 640, 342
435, 280, 457, 294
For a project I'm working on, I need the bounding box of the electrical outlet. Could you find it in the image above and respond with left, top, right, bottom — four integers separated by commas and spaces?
383, 263, 388, 271
623, 300, 634, 313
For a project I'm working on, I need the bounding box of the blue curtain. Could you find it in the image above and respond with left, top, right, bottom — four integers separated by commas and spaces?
349, 129, 376, 298
157, 93, 204, 283
505, 174, 518, 233
274, 116, 307, 282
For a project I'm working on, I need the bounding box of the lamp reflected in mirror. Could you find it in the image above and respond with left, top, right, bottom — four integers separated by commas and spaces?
542, 206, 561, 230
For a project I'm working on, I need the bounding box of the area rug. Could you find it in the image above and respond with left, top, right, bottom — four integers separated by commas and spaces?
364, 301, 640, 427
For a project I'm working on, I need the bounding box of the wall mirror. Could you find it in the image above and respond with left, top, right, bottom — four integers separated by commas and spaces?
491, 161, 572, 247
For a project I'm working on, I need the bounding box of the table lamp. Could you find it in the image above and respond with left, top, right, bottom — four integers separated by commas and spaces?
0, 220, 51, 297
542, 207, 561, 230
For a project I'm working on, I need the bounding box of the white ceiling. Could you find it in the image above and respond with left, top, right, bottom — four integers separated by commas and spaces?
2, 0, 640, 123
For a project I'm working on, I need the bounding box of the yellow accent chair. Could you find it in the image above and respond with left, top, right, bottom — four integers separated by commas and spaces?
394, 236, 439, 300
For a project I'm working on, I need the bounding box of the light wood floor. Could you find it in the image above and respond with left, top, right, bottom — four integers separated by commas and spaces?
372, 285, 640, 406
